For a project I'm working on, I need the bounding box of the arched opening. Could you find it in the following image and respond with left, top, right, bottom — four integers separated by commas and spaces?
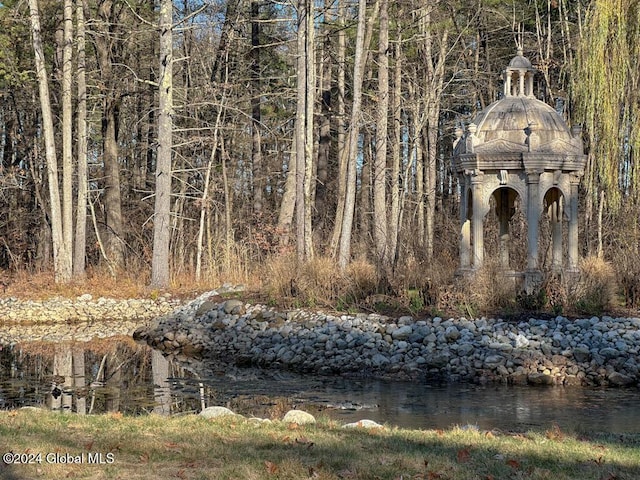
484, 187, 525, 272
542, 187, 565, 272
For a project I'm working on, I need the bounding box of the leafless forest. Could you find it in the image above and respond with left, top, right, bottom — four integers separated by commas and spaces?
0, 0, 639, 314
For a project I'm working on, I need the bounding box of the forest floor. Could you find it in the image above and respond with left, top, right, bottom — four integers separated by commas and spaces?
1, 408, 639, 480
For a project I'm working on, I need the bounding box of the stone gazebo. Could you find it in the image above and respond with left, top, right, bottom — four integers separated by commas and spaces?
452, 49, 587, 288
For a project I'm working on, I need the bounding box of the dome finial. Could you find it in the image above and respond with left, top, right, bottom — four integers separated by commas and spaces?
514, 22, 524, 57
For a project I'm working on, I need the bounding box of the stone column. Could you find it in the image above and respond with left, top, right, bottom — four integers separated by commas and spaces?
498, 189, 510, 269
551, 197, 563, 271
459, 178, 471, 269
526, 74, 534, 97
568, 177, 580, 271
526, 171, 541, 270
518, 70, 525, 96
471, 173, 484, 268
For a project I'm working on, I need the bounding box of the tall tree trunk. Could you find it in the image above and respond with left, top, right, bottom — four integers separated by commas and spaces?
315, 7, 332, 231
95, 0, 124, 270
337, 0, 367, 269
102, 100, 124, 268
388, 35, 402, 268
28, 0, 71, 282
251, 0, 264, 214
295, 0, 314, 262
151, 0, 173, 287
373, 0, 389, 267
329, 0, 347, 257
420, 5, 448, 261
62, 0, 74, 269
74, 0, 88, 278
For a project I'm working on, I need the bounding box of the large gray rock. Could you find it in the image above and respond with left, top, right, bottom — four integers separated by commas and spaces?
200, 406, 237, 419
527, 373, 554, 385
223, 299, 245, 315
607, 372, 635, 386
282, 410, 316, 425
391, 325, 413, 340
343, 419, 383, 429
572, 347, 591, 363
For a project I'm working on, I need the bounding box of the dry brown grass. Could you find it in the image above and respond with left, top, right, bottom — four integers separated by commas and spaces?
568, 255, 617, 315
458, 259, 519, 316
262, 254, 379, 309
0, 264, 248, 302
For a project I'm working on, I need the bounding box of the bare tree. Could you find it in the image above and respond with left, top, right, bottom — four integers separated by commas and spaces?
373, 0, 389, 267
62, 0, 74, 268
94, 0, 125, 269
337, 0, 369, 269
74, 0, 88, 278
151, 0, 173, 288
28, 0, 72, 282
295, 0, 315, 261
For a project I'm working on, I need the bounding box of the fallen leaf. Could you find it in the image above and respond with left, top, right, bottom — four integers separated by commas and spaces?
164, 442, 182, 453
84, 440, 94, 451
457, 448, 471, 463
264, 460, 279, 475
139, 453, 150, 464
296, 436, 314, 448
427, 472, 442, 479
175, 469, 186, 479
506, 459, 521, 470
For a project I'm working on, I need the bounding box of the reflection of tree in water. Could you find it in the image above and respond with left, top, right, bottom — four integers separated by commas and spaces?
0, 338, 199, 414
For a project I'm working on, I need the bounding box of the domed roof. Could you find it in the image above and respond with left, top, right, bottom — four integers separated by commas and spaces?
470, 96, 577, 155
508, 48, 532, 69
452, 49, 585, 160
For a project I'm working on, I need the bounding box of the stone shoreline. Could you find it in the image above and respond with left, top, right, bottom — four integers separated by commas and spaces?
0, 294, 179, 344
135, 289, 640, 387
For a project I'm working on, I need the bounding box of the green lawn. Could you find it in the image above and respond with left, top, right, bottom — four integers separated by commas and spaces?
0, 409, 638, 479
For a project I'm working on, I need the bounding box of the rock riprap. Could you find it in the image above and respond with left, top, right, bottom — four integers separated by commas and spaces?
135, 289, 640, 387
0, 294, 179, 343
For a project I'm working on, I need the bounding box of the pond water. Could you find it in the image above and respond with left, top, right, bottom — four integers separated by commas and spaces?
1, 337, 638, 434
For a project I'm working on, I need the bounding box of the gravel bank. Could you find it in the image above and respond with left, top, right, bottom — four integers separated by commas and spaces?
0, 294, 179, 343
135, 289, 640, 387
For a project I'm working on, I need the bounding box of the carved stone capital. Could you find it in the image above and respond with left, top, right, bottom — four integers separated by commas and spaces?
525, 170, 542, 183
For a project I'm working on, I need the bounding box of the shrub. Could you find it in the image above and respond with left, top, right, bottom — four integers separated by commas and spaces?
262, 254, 378, 309
568, 255, 617, 315
462, 259, 519, 315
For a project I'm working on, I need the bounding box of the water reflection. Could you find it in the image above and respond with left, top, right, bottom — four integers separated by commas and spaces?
0, 338, 639, 434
